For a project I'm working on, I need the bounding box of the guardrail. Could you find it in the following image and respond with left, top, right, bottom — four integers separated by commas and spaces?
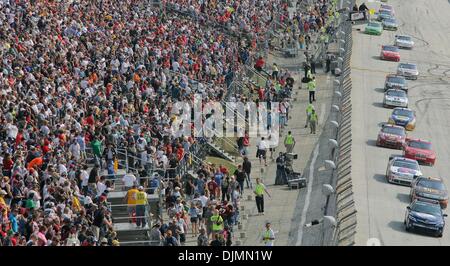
325, 0, 357, 246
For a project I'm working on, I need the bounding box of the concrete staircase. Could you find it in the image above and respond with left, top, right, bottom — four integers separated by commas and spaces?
204, 141, 236, 163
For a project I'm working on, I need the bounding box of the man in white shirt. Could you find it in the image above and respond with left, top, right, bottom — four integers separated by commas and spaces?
80, 165, 90, 194
257, 137, 269, 166
96, 176, 107, 198
122, 173, 137, 191
262, 222, 275, 246
69, 140, 81, 161
6, 123, 18, 139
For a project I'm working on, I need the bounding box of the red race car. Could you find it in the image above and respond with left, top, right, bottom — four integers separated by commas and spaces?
403, 138, 436, 166
376, 124, 406, 149
380, 45, 400, 62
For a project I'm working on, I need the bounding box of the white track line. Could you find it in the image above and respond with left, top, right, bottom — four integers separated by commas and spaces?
296, 143, 320, 245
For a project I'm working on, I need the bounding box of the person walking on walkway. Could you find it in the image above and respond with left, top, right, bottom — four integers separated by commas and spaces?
262, 222, 275, 246
305, 103, 315, 128
197, 228, 209, 246
310, 109, 318, 134
135, 186, 148, 229
124, 185, 139, 223
303, 62, 311, 80
308, 76, 316, 103
242, 156, 253, 189
272, 63, 279, 79
256, 137, 269, 166
283, 131, 296, 153
254, 178, 271, 215
311, 59, 316, 74
234, 165, 247, 196
210, 209, 224, 240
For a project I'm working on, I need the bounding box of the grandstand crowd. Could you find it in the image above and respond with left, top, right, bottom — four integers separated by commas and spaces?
0, 0, 337, 246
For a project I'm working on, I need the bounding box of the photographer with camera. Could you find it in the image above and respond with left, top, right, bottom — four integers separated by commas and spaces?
275, 153, 287, 185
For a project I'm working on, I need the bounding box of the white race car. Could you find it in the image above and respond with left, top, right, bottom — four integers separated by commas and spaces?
397, 63, 419, 80
386, 156, 422, 185
384, 89, 408, 108
395, 35, 414, 49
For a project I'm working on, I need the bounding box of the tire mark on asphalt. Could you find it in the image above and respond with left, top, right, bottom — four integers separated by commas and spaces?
427, 64, 441, 76
414, 97, 450, 113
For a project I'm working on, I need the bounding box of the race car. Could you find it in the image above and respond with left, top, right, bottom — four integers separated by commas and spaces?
383, 89, 408, 108
395, 35, 414, 49
380, 4, 394, 15
411, 176, 449, 209
386, 156, 422, 185
377, 10, 393, 21
403, 138, 436, 166
388, 107, 416, 130
376, 124, 406, 149
384, 74, 407, 91
365, 21, 383, 35
382, 17, 398, 31
405, 199, 447, 237
397, 63, 419, 80
380, 45, 400, 61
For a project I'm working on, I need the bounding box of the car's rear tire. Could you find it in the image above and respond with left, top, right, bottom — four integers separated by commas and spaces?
436, 231, 443, 238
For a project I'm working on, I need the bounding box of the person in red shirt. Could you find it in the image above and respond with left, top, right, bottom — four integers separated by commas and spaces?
165, 143, 173, 155
176, 144, 184, 162
86, 114, 95, 127
243, 131, 250, 156
42, 139, 51, 155
219, 165, 228, 176
15, 130, 24, 147
206, 176, 219, 200
258, 87, 265, 101
254, 56, 265, 71
2, 154, 14, 177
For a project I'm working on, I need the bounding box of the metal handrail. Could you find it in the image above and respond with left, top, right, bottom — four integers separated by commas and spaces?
114, 216, 150, 220
119, 240, 162, 245
221, 100, 248, 125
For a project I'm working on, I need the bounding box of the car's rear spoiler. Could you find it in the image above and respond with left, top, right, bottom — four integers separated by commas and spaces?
388, 154, 403, 161
415, 198, 441, 205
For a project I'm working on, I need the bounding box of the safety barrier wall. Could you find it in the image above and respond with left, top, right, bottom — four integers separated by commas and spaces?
327, 0, 357, 246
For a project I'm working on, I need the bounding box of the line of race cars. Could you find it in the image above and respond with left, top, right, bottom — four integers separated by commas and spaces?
365, 2, 448, 238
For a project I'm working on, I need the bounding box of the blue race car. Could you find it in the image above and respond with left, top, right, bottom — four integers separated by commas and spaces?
377, 10, 393, 21
388, 107, 416, 130
405, 199, 447, 237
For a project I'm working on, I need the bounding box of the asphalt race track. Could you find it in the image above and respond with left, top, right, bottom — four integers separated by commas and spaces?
351, 0, 450, 245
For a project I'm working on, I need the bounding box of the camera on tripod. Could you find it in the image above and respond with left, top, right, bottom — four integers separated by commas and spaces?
285, 153, 298, 160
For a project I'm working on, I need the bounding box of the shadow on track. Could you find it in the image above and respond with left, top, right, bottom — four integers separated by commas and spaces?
387, 220, 406, 233
373, 174, 388, 184
366, 139, 378, 147
373, 102, 385, 108
396, 193, 411, 204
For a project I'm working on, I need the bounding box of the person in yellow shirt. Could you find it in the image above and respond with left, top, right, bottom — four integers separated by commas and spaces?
307, 76, 316, 103
135, 186, 148, 228
210, 209, 224, 239
253, 178, 271, 215
0, 190, 8, 209
124, 185, 139, 224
